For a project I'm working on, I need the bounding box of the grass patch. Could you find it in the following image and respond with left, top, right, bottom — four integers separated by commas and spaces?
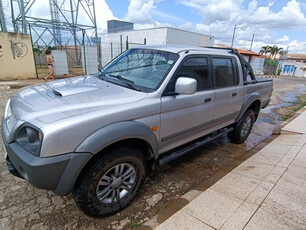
280, 94, 306, 121
127, 215, 143, 229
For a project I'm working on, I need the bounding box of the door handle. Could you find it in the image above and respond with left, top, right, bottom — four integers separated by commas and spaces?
232, 93, 237, 97
204, 98, 211, 103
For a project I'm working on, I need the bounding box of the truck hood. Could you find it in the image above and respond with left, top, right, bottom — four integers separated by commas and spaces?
10, 75, 148, 124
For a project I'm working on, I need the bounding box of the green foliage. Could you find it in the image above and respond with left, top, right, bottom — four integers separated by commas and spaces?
33, 47, 40, 53
259, 45, 270, 55
259, 45, 284, 60
281, 94, 306, 121
47, 46, 56, 50
264, 59, 278, 67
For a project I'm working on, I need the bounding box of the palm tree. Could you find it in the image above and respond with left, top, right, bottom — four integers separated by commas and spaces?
259, 45, 270, 57
268, 45, 284, 60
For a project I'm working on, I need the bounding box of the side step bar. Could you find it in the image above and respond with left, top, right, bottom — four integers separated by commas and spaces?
158, 127, 233, 165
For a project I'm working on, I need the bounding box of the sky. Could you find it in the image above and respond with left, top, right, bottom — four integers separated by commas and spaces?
2, 0, 306, 54
97, 0, 306, 54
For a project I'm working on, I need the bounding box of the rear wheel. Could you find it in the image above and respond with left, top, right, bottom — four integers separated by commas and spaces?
74, 146, 146, 218
228, 109, 255, 144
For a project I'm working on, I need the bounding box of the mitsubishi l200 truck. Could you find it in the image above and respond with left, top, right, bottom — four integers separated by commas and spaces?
2, 45, 273, 217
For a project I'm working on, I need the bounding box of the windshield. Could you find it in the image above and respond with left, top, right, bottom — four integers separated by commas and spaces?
98, 48, 179, 92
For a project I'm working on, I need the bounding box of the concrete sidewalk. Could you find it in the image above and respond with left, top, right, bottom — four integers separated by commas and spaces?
142, 108, 306, 230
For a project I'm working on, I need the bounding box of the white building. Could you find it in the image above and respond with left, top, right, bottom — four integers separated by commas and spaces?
280, 60, 306, 77
100, 23, 215, 66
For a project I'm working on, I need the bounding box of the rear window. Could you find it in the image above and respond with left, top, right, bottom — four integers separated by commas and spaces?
213, 58, 237, 88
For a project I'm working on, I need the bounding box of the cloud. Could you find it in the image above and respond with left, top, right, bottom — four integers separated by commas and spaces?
288, 40, 306, 54
125, 0, 161, 24
277, 36, 290, 43
95, 0, 116, 32
180, 0, 306, 53
151, 9, 188, 24
14, 0, 115, 33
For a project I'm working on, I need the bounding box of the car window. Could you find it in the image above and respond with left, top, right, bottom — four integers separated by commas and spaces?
213, 58, 237, 88
165, 57, 210, 93
100, 49, 179, 92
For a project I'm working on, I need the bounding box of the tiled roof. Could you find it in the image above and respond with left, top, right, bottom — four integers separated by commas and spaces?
286, 54, 306, 59
214, 44, 262, 57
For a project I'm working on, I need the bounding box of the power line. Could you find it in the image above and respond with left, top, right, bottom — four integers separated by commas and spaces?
238, 0, 268, 25
240, 0, 283, 26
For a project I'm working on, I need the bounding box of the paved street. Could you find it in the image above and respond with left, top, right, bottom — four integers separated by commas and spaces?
0, 78, 305, 229
0, 88, 88, 230
142, 108, 306, 229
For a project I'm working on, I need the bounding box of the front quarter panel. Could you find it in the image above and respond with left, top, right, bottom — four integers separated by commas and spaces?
75, 121, 159, 158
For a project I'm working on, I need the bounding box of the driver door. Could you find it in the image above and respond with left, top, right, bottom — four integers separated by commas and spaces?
159, 56, 215, 154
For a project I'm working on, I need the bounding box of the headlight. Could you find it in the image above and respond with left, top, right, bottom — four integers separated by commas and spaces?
16, 125, 43, 157
4, 99, 10, 118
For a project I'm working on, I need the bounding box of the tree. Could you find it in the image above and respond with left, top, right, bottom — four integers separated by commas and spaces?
268, 45, 284, 60
260, 45, 284, 60
259, 45, 270, 56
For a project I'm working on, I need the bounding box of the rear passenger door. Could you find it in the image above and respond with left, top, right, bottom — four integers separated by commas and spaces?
212, 57, 244, 127
159, 56, 215, 154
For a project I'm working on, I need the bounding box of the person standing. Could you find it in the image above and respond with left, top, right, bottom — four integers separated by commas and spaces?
44, 49, 55, 81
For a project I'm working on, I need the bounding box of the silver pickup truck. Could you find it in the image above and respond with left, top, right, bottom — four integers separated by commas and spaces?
2, 45, 272, 217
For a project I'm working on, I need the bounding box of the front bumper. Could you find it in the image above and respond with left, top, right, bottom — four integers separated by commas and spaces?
3, 133, 92, 196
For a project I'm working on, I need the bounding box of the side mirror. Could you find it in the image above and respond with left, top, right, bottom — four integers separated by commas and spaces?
175, 77, 197, 95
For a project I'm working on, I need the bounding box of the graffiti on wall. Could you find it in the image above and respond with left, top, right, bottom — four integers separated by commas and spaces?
10, 40, 28, 59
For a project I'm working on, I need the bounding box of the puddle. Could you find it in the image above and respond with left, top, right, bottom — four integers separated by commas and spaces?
279, 91, 298, 103
248, 83, 305, 150
297, 84, 306, 93
261, 103, 291, 115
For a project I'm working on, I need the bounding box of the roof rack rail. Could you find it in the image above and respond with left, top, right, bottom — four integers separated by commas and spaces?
203, 46, 236, 54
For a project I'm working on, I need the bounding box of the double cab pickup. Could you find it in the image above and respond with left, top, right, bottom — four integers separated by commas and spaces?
2, 45, 273, 217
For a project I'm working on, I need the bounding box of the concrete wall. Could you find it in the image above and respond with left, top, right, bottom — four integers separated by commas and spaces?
250, 57, 265, 75
82, 46, 99, 74
52, 50, 68, 75
101, 28, 167, 66
166, 28, 214, 47
100, 27, 214, 66
0, 32, 36, 80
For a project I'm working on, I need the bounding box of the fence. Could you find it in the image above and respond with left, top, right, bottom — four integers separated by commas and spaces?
34, 45, 99, 79
101, 34, 147, 67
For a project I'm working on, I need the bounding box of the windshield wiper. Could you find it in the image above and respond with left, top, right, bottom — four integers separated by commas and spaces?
108, 74, 141, 91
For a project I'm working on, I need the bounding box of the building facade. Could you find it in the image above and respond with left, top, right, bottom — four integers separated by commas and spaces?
100, 23, 215, 66
280, 60, 306, 77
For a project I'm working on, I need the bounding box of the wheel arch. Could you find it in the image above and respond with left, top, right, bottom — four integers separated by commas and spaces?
75, 121, 158, 158
236, 93, 261, 122
73, 121, 158, 190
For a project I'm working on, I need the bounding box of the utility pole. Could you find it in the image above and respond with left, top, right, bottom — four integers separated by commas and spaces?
0, 0, 8, 31
250, 33, 255, 51
231, 24, 238, 48
19, 0, 27, 33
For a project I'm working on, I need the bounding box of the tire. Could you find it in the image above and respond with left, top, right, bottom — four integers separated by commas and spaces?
74, 146, 146, 218
227, 109, 255, 144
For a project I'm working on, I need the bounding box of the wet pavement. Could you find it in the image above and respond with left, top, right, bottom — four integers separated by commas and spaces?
0, 77, 305, 229
143, 108, 306, 230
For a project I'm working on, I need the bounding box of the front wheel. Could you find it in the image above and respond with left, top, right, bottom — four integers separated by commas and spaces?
74, 146, 146, 218
228, 109, 255, 144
